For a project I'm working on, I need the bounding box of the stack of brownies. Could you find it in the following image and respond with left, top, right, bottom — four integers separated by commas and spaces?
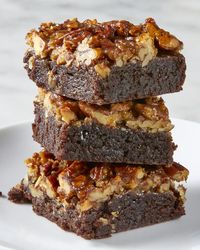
9, 18, 189, 239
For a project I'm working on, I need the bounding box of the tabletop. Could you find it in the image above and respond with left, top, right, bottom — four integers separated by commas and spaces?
0, 0, 200, 128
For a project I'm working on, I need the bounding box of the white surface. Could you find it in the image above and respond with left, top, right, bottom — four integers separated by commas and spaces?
0, 0, 200, 127
0, 119, 199, 250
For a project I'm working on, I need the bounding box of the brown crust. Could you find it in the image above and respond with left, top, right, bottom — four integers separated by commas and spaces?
24, 51, 186, 105
32, 102, 176, 164
8, 184, 185, 239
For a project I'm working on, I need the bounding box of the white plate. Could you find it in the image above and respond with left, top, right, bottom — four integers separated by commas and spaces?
0, 119, 200, 250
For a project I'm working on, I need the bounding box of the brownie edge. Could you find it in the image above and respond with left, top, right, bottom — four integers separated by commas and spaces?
8, 185, 185, 239
8, 151, 188, 239
32, 102, 176, 164
24, 52, 186, 105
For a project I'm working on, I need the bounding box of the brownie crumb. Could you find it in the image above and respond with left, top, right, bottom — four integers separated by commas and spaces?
8, 186, 30, 204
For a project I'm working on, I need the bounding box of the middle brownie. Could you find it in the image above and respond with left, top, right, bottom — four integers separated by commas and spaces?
33, 88, 176, 164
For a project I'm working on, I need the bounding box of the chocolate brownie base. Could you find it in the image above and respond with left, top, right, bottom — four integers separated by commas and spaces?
33, 102, 176, 164
24, 52, 186, 105
8, 185, 185, 239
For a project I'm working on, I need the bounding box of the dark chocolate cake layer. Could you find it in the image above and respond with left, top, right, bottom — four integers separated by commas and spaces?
8, 151, 188, 239
24, 52, 185, 105
33, 97, 176, 164
24, 18, 185, 104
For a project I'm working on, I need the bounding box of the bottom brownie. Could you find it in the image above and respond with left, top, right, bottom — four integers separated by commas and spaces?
8, 151, 189, 239
9, 187, 185, 239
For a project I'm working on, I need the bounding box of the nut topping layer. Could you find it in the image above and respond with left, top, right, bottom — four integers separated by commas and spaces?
36, 88, 173, 132
26, 18, 183, 76
24, 151, 189, 212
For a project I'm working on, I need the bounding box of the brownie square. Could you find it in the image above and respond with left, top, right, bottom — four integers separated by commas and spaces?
32, 89, 176, 164
8, 151, 189, 239
24, 18, 185, 104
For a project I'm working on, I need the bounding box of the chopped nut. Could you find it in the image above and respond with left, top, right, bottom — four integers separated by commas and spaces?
57, 50, 69, 65
47, 71, 56, 88
159, 181, 171, 193
134, 98, 169, 121
28, 56, 35, 69
50, 46, 74, 66
111, 101, 133, 112
78, 101, 134, 127
79, 101, 122, 126
58, 169, 73, 198
37, 88, 46, 102
126, 120, 173, 132
42, 91, 52, 110
71, 175, 88, 190
164, 163, 189, 181
90, 164, 113, 186
37, 88, 78, 125
60, 107, 77, 124
27, 165, 39, 182
75, 38, 102, 66
141, 177, 154, 191
144, 18, 183, 51
177, 185, 186, 203
32, 32, 46, 57
34, 176, 56, 198
28, 184, 43, 198
136, 33, 157, 67
136, 168, 145, 179
87, 184, 117, 203
78, 199, 93, 212
66, 161, 88, 178
94, 63, 111, 78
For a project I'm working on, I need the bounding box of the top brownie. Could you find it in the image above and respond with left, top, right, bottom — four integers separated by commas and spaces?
24, 18, 186, 104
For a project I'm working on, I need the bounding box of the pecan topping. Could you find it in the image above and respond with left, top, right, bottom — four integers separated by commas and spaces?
26, 18, 183, 75
163, 162, 189, 181
36, 88, 173, 132
25, 151, 189, 211
144, 18, 183, 51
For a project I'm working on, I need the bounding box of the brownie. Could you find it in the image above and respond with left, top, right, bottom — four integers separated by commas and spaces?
8, 151, 189, 239
24, 18, 186, 104
8, 185, 30, 203
11, 189, 185, 239
32, 89, 176, 164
